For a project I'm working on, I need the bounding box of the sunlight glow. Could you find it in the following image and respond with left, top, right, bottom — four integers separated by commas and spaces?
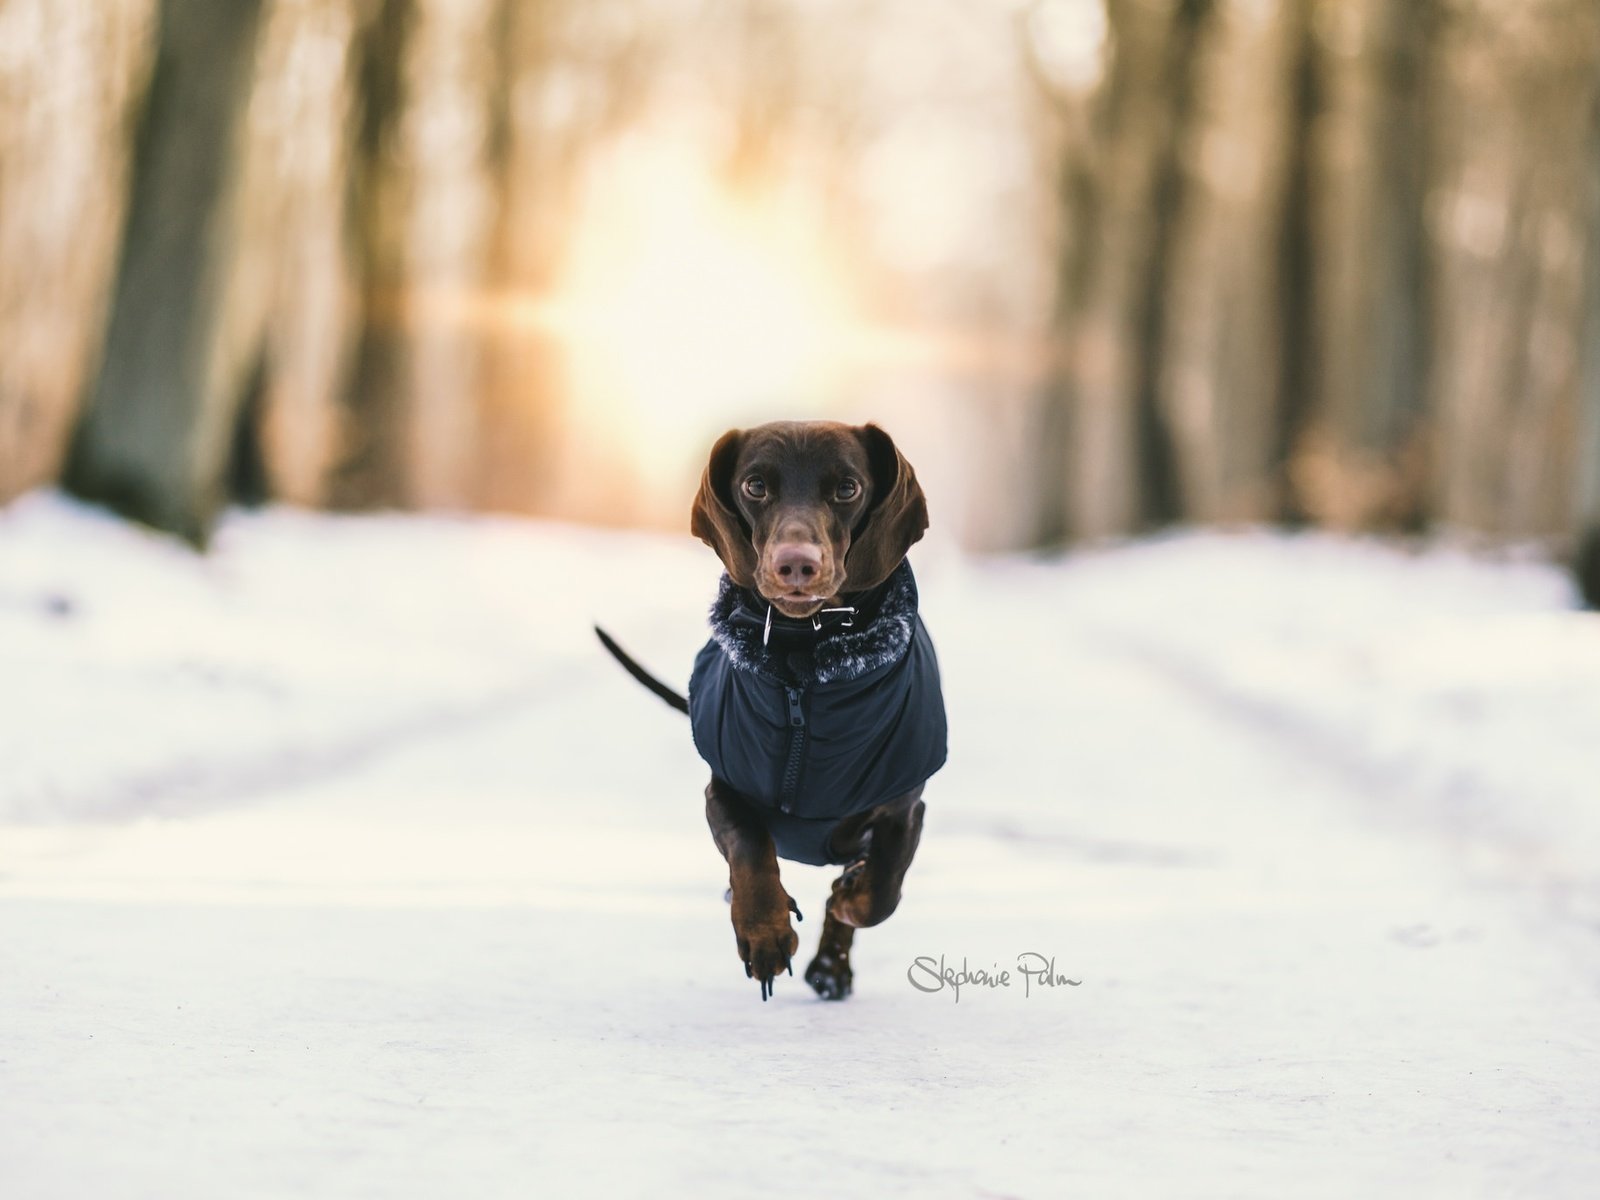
551, 143, 858, 483
1023, 0, 1108, 92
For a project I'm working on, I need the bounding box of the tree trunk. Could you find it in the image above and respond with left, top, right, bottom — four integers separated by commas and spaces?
1027, 78, 1100, 548
1053, 0, 1217, 541
1362, 0, 1432, 464
328, 0, 415, 510
0, 0, 154, 505
1127, 0, 1211, 530
473, 0, 563, 514
1575, 80, 1600, 608
1271, 0, 1321, 524
61, 0, 267, 544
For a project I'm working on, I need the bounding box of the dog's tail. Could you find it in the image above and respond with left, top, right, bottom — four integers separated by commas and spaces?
594, 626, 690, 714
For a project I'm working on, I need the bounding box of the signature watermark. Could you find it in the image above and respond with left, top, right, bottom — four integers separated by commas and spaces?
906, 952, 1081, 1002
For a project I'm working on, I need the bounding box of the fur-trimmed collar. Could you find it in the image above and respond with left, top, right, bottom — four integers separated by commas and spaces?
707, 561, 919, 686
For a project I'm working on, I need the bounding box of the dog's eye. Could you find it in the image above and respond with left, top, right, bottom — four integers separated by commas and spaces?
835, 478, 860, 501
742, 476, 767, 500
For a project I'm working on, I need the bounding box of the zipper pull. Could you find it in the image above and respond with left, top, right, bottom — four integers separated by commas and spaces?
785, 687, 805, 727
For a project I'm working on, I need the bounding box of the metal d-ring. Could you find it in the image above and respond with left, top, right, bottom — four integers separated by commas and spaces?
768, 604, 855, 641
812, 606, 856, 632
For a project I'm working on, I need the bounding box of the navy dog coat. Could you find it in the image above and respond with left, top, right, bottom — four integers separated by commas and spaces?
687, 560, 947, 866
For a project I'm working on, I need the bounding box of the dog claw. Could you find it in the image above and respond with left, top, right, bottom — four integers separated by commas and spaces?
787, 896, 804, 922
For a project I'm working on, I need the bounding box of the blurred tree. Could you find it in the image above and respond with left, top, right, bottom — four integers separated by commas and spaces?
328, 0, 414, 509
61, 0, 267, 543
1021, 3, 1102, 547
1035, 0, 1216, 540
1286, 0, 1435, 532
1027, 0, 1600, 551
475, 0, 553, 512
239, 0, 363, 510
1358, 0, 1433, 525
1576, 78, 1600, 609
399, 0, 504, 509
0, 0, 153, 505
1271, 0, 1320, 525
1152, 0, 1292, 527
1126, 0, 1211, 529
1428, 1, 1598, 542
474, 0, 656, 514
5, 0, 1598, 559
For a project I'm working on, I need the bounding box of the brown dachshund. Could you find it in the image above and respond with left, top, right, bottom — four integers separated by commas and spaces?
599, 421, 947, 1001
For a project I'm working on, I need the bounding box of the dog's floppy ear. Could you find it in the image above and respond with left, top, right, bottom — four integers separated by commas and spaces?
690, 429, 758, 587
846, 423, 928, 591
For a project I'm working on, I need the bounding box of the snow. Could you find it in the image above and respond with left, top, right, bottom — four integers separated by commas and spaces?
2, 491, 1598, 1197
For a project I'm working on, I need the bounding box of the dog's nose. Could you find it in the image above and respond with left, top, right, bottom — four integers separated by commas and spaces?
771, 542, 822, 585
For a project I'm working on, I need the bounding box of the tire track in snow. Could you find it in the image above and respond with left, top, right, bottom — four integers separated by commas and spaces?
1092, 624, 1600, 938
3, 658, 600, 826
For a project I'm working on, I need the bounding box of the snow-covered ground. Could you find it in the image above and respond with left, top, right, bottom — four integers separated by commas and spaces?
2, 491, 1598, 1197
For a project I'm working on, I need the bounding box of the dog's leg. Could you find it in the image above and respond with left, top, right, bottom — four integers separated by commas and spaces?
803, 789, 925, 1001
828, 790, 925, 930
705, 776, 799, 1001
803, 911, 856, 1000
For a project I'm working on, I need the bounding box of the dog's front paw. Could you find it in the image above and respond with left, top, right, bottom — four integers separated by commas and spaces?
731, 886, 800, 1001
804, 946, 852, 1001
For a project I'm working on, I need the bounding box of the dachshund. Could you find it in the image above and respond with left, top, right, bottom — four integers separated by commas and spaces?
597, 421, 946, 1002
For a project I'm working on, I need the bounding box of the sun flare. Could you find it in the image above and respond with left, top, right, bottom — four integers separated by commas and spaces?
552, 146, 858, 487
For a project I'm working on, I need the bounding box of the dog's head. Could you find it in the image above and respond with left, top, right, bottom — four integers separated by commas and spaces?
690, 421, 928, 618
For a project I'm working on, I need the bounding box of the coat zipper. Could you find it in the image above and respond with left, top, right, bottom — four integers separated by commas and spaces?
779, 685, 807, 813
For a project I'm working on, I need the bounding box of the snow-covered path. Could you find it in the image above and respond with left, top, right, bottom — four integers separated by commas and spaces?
3, 496, 1598, 1197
